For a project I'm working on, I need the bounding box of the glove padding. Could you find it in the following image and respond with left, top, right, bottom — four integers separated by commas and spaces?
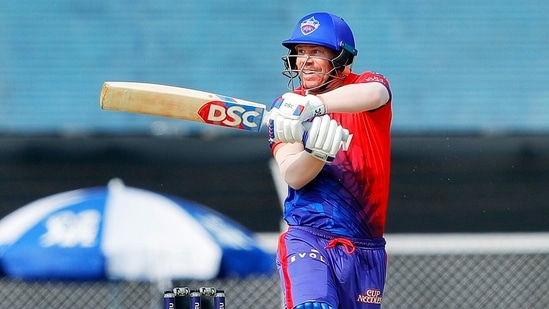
269, 92, 326, 143
304, 115, 348, 162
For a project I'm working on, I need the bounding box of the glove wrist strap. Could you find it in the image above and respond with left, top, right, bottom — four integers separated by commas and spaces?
305, 148, 334, 162
306, 95, 326, 117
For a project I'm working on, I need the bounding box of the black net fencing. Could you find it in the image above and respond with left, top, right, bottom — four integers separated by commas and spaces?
1, 233, 547, 308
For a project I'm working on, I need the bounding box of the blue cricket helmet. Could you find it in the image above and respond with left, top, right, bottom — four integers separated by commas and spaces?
282, 12, 358, 67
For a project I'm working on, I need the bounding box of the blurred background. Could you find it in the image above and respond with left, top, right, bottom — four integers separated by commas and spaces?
1, 1, 548, 308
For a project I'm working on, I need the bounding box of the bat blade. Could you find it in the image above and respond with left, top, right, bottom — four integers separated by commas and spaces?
100, 82, 267, 132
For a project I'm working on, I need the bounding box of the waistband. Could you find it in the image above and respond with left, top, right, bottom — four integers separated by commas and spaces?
289, 225, 386, 248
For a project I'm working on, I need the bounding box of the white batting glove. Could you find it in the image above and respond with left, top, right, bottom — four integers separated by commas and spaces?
280, 92, 326, 121
269, 92, 326, 143
303, 115, 349, 162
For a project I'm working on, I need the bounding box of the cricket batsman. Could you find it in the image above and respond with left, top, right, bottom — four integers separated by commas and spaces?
268, 12, 393, 309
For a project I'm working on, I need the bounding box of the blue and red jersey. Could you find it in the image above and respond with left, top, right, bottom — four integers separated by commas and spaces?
271, 71, 392, 239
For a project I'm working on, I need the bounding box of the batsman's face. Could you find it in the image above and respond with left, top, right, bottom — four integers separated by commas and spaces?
294, 44, 337, 90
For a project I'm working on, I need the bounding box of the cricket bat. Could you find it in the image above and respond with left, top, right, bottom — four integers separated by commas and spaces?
100, 82, 351, 146
100, 82, 268, 132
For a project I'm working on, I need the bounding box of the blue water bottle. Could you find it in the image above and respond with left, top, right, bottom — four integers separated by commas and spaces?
214, 290, 225, 309
163, 291, 175, 309
189, 289, 201, 309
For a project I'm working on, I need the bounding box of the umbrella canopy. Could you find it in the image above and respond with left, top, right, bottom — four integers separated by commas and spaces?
0, 179, 273, 281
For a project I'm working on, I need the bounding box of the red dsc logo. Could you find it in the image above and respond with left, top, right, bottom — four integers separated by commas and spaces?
198, 101, 264, 132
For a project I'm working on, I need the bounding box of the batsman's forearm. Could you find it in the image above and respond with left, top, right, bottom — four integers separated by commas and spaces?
274, 143, 324, 190
317, 82, 389, 113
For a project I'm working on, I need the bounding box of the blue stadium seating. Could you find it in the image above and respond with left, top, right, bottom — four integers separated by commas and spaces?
1, 1, 547, 134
